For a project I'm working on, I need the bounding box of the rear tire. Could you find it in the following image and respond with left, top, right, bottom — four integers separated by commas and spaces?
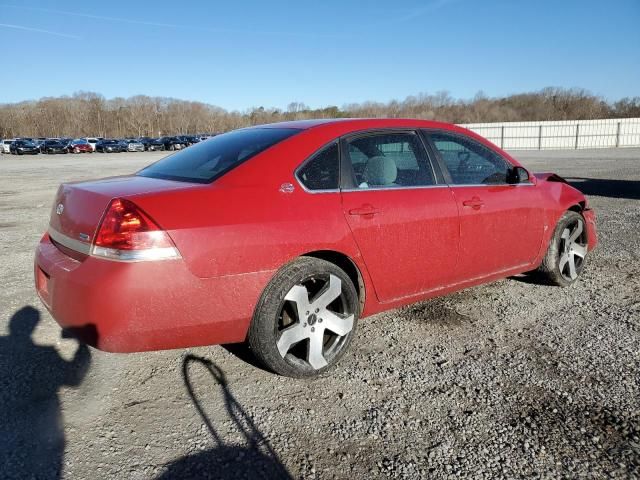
248, 257, 359, 378
536, 210, 588, 287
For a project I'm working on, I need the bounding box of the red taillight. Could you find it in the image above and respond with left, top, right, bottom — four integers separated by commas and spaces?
92, 198, 179, 261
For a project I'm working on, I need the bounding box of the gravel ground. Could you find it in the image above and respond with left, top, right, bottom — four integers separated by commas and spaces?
0, 148, 638, 479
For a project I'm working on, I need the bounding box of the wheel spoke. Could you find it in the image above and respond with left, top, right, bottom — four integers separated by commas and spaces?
307, 333, 328, 369
277, 325, 308, 357
559, 252, 570, 272
322, 311, 354, 336
568, 254, 578, 280
313, 274, 342, 309
561, 227, 571, 241
572, 243, 587, 258
569, 220, 584, 243
285, 285, 311, 321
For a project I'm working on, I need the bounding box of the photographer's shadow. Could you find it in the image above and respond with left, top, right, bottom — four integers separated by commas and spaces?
0, 306, 92, 480
157, 354, 292, 480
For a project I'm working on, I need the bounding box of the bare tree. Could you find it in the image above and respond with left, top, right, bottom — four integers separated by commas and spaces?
0, 87, 635, 139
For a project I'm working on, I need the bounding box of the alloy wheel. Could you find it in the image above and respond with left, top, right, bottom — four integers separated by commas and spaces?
277, 274, 355, 370
559, 217, 587, 281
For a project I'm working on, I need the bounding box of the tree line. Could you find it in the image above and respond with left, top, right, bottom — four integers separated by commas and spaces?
1, 87, 638, 139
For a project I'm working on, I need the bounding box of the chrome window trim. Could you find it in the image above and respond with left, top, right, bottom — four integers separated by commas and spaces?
48, 227, 91, 255
340, 184, 450, 193
297, 187, 340, 194
447, 182, 535, 188
294, 128, 536, 195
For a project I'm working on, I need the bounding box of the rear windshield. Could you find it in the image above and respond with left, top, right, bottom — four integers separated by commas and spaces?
137, 127, 299, 183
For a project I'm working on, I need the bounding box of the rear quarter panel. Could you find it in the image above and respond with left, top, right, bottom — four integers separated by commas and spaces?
129, 128, 367, 281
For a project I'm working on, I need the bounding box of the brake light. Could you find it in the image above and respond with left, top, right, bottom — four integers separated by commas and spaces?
92, 198, 180, 261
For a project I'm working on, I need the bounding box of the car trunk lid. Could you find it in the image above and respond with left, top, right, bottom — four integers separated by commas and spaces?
49, 175, 199, 252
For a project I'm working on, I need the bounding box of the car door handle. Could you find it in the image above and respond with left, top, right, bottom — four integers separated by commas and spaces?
348, 204, 380, 216
462, 197, 484, 209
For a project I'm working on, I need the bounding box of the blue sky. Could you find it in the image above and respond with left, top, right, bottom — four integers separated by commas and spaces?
0, 0, 638, 110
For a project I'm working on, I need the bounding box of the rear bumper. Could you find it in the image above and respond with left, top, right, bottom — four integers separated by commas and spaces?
583, 208, 598, 251
34, 233, 274, 353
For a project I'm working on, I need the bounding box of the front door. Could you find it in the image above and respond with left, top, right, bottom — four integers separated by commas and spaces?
426, 131, 544, 280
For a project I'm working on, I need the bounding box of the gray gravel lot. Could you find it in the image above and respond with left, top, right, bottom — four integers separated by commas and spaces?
1, 148, 639, 479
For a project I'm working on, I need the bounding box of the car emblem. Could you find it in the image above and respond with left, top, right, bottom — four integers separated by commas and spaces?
279, 182, 295, 193
56, 203, 64, 215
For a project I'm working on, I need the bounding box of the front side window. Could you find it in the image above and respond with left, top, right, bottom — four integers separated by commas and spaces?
138, 128, 299, 183
297, 142, 339, 191
428, 132, 511, 185
344, 132, 434, 189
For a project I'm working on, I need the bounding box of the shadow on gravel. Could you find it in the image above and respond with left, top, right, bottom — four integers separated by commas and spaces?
157, 354, 292, 480
0, 306, 91, 480
568, 178, 640, 200
221, 343, 272, 373
509, 271, 550, 285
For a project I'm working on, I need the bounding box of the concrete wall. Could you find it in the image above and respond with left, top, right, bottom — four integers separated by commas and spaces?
459, 118, 640, 150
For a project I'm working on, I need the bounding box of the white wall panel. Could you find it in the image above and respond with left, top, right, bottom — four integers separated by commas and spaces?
458, 118, 640, 150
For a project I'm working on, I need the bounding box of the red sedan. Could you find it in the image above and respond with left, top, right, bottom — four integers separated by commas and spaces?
68, 140, 93, 154
35, 119, 597, 377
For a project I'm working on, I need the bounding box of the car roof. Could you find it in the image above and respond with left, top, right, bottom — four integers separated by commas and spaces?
255, 117, 459, 132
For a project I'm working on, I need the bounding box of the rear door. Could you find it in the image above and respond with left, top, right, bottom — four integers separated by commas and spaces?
425, 130, 544, 279
340, 130, 459, 302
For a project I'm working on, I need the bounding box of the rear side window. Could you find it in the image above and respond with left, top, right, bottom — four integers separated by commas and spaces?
138, 128, 299, 183
297, 143, 339, 191
345, 132, 435, 189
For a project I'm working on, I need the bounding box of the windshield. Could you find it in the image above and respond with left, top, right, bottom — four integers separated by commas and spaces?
137, 127, 299, 183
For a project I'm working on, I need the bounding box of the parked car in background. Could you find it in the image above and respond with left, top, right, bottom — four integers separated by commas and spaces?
123, 139, 145, 152
144, 137, 166, 151
136, 137, 153, 150
96, 139, 125, 153
41, 140, 69, 154
158, 136, 185, 151
83, 137, 99, 151
176, 135, 199, 147
10, 139, 39, 155
2, 139, 14, 153
68, 139, 93, 154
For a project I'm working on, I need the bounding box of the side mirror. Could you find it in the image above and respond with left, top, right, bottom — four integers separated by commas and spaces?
508, 166, 529, 184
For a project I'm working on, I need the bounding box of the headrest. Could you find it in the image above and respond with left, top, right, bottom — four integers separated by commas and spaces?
364, 156, 397, 186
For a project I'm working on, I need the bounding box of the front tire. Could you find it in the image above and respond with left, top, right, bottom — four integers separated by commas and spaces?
248, 257, 359, 378
537, 210, 588, 287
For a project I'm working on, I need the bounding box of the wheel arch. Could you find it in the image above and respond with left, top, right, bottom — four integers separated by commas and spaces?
568, 201, 586, 213
302, 250, 366, 314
